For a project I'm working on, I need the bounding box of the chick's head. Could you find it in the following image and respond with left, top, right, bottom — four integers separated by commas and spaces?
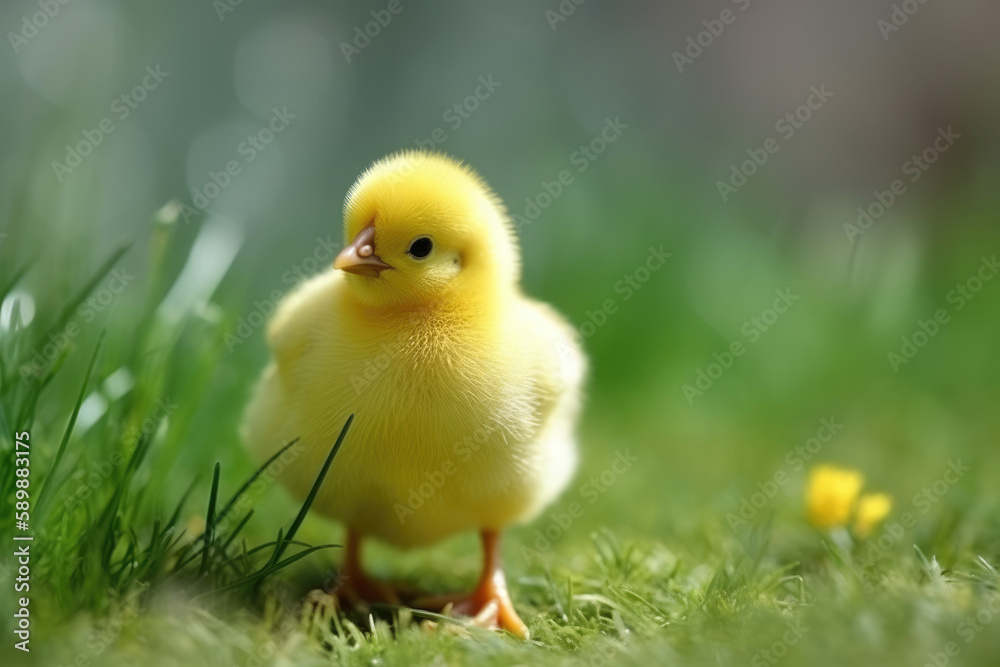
335, 152, 519, 309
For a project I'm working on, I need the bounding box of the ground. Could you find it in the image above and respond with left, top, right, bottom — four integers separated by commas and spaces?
2, 201, 999, 667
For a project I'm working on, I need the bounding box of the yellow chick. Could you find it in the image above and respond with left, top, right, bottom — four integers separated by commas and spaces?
242, 151, 586, 638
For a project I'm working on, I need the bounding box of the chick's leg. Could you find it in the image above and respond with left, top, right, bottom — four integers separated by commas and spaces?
414, 530, 529, 639
338, 529, 400, 606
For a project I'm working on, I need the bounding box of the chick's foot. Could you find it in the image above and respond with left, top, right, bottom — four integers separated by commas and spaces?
336, 529, 401, 608
412, 530, 529, 639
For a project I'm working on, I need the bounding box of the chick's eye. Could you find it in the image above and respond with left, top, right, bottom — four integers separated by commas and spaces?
407, 237, 433, 259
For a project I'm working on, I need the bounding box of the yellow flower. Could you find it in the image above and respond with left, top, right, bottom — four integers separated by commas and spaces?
806, 465, 863, 529
854, 493, 893, 538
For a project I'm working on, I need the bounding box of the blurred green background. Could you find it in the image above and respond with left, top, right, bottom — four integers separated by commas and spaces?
2, 0, 1000, 664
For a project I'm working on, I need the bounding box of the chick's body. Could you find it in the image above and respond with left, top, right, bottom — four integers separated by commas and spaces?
243, 152, 585, 551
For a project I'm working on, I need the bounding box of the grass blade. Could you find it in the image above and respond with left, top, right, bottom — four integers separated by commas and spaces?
201, 462, 221, 575
215, 438, 299, 528
0, 262, 31, 304
18, 241, 131, 373
219, 509, 255, 554
172, 439, 300, 572
35, 330, 106, 517
267, 414, 353, 568
199, 544, 340, 598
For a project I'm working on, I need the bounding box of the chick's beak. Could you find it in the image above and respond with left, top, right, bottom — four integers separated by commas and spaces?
334, 223, 392, 277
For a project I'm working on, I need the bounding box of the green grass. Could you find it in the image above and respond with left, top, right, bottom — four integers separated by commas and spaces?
2, 201, 1000, 667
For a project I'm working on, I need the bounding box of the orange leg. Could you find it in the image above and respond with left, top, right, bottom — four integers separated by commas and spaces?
337, 529, 400, 606
413, 530, 529, 639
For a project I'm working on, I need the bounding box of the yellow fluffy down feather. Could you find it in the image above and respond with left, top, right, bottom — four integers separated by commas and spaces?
242, 151, 586, 550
